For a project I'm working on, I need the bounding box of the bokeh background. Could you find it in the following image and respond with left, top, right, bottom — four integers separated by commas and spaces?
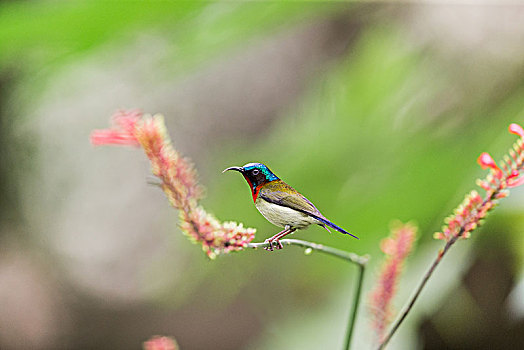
1, 1, 524, 349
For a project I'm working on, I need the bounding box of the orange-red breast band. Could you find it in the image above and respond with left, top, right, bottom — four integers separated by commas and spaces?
242, 174, 262, 202
252, 184, 264, 202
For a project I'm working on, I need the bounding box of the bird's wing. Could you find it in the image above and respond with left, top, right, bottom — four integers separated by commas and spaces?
260, 180, 359, 239
259, 181, 324, 218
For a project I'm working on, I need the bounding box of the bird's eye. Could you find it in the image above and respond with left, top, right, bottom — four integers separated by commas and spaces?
252, 169, 259, 175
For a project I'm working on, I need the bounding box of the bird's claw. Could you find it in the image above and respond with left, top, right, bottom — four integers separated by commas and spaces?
263, 239, 274, 251
264, 239, 283, 251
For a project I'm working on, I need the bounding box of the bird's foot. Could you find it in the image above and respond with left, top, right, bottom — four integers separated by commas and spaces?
263, 238, 283, 251
264, 227, 295, 251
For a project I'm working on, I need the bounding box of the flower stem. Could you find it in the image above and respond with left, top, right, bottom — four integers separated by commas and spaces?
248, 239, 369, 266
248, 239, 369, 349
377, 234, 459, 349
379, 191, 500, 349
345, 263, 365, 350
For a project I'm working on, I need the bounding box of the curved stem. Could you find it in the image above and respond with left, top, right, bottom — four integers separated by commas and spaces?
248, 238, 368, 350
345, 263, 365, 350
248, 239, 369, 266
379, 193, 499, 348
378, 235, 458, 349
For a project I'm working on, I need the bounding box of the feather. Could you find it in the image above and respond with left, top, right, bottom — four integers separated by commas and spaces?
259, 180, 321, 214
306, 213, 359, 239
259, 180, 358, 239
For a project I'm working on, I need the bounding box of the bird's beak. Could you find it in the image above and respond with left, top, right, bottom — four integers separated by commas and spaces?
222, 166, 244, 174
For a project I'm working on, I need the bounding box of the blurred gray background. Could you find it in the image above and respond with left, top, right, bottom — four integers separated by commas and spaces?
1, 2, 524, 349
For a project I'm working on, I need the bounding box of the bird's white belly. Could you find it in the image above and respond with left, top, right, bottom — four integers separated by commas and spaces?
255, 198, 317, 229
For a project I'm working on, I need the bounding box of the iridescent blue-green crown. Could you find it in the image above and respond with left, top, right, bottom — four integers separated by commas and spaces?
242, 163, 279, 181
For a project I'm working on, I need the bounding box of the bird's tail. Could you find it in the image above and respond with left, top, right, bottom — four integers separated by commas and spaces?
311, 214, 359, 240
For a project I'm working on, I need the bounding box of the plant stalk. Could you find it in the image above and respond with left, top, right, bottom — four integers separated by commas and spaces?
345, 263, 365, 350
248, 239, 368, 266
248, 238, 368, 349
379, 192, 500, 348
377, 235, 458, 349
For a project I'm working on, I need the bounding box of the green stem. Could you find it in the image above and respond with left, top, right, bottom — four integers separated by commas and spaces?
378, 191, 498, 348
247, 239, 369, 349
247, 239, 369, 266
345, 263, 365, 350
377, 236, 457, 349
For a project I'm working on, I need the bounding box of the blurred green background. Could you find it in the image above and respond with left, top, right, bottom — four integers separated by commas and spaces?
1, 1, 524, 349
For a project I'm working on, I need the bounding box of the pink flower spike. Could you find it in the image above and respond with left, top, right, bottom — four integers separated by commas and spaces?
143, 336, 178, 350
477, 152, 503, 177
508, 169, 519, 180
90, 110, 142, 146
113, 110, 142, 132
508, 175, 524, 188
90, 129, 140, 146
369, 221, 417, 343
477, 152, 496, 169
509, 123, 524, 138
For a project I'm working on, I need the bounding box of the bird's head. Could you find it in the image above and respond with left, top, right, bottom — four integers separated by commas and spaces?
223, 162, 279, 197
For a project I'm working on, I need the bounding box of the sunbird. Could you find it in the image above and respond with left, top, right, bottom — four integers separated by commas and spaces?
223, 162, 358, 250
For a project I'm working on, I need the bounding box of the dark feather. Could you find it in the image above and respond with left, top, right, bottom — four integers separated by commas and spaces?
259, 180, 358, 239
306, 213, 359, 239
259, 180, 322, 216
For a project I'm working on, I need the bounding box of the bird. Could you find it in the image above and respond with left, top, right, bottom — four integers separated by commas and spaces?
223, 162, 358, 250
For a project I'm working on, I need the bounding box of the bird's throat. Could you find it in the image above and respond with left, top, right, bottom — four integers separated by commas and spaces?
251, 184, 263, 202
242, 175, 262, 202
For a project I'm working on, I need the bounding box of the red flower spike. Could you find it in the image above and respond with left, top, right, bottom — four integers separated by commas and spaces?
143, 336, 178, 350
508, 169, 519, 180
369, 222, 417, 344
436, 121, 524, 242
113, 109, 142, 133
92, 110, 256, 259
477, 152, 496, 169
477, 152, 503, 178
509, 123, 524, 138
495, 191, 509, 199
90, 129, 140, 146
508, 176, 524, 188
90, 110, 141, 146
